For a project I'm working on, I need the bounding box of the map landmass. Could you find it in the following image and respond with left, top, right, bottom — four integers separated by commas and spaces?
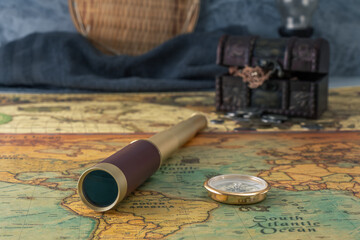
258, 139, 360, 198
63, 191, 218, 239
1, 132, 360, 239
0, 87, 359, 133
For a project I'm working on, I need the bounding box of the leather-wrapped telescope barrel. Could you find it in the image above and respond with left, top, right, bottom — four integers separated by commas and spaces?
78, 114, 207, 212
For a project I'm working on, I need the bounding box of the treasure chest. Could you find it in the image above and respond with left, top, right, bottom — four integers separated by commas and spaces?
215, 35, 330, 119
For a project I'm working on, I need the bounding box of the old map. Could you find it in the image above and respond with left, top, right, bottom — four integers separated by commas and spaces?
0, 88, 359, 239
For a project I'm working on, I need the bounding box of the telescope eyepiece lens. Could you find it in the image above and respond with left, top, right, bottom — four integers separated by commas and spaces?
82, 170, 118, 208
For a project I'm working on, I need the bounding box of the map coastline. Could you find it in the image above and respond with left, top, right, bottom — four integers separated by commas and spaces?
62, 190, 219, 239
1, 131, 359, 239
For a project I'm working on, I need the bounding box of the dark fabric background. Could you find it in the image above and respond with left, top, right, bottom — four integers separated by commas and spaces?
0, 0, 359, 91
1, 0, 359, 77
0, 27, 247, 91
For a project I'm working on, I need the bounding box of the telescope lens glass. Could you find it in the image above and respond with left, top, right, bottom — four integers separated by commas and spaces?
82, 170, 118, 207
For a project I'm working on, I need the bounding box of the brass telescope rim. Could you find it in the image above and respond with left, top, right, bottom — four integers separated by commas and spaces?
78, 162, 128, 212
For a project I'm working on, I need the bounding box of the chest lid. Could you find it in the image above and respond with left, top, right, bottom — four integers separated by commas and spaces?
217, 35, 330, 74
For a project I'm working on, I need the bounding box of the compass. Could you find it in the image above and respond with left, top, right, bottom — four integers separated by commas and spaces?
204, 174, 270, 204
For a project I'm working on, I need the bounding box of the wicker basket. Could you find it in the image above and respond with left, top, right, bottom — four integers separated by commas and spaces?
68, 0, 200, 56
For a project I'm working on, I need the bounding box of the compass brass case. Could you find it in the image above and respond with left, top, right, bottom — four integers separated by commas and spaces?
204, 174, 270, 205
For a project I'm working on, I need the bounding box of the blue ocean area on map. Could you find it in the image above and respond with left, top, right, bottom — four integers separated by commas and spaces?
0, 181, 95, 239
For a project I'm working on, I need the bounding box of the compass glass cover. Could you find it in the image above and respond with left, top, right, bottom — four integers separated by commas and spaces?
208, 174, 267, 194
